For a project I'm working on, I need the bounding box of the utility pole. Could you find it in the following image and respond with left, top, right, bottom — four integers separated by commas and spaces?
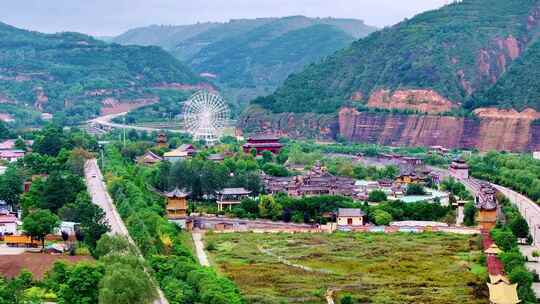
123, 117, 126, 147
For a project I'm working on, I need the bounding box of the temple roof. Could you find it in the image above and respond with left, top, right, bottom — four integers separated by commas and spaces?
216, 188, 252, 195
485, 244, 503, 255
338, 208, 365, 217
165, 188, 189, 198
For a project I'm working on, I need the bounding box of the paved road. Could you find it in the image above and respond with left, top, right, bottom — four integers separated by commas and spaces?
84, 159, 169, 304
493, 185, 540, 247
88, 112, 184, 133
192, 230, 210, 267
84, 159, 129, 236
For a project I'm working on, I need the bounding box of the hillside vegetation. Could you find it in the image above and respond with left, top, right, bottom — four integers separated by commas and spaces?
255, 0, 540, 114
112, 16, 377, 104
0, 22, 204, 125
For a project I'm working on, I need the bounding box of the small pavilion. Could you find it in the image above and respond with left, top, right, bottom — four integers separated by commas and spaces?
216, 188, 252, 211
164, 188, 189, 219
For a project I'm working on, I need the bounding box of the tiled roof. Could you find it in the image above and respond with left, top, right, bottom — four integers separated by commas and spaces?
165, 188, 189, 198
338, 208, 365, 217
217, 188, 252, 195
0, 215, 17, 223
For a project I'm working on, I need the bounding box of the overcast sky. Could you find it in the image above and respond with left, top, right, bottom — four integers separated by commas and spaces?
0, 0, 449, 36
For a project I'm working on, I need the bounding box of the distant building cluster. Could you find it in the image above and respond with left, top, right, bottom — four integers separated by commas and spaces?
262, 162, 356, 198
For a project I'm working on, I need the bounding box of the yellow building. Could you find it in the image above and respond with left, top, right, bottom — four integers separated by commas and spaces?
487, 282, 520, 304
164, 188, 189, 219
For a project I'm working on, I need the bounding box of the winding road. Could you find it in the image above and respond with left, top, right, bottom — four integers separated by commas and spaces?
88, 112, 184, 133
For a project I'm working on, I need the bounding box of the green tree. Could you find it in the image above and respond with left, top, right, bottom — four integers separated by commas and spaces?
33, 125, 65, 156
14, 137, 27, 151
58, 193, 109, 251
23, 209, 60, 249
372, 209, 392, 226
368, 190, 387, 203
0, 166, 23, 209
261, 150, 273, 164
406, 183, 427, 195
492, 228, 518, 251
0, 121, 10, 140
57, 263, 105, 304
258, 195, 283, 220
463, 202, 477, 226
99, 263, 156, 304
509, 217, 529, 239
341, 295, 354, 304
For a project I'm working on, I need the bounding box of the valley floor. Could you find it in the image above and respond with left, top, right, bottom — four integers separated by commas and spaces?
205, 232, 487, 304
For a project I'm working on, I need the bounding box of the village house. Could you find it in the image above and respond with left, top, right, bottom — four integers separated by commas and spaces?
0, 139, 33, 150
136, 151, 163, 166
242, 134, 283, 155
163, 144, 196, 162
476, 183, 498, 231
429, 145, 450, 156
449, 158, 469, 179
337, 208, 365, 226
216, 188, 252, 211
164, 188, 189, 219
534, 151, 540, 160
0, 214, 19, 235
207, 153, 225, 162
0, 150, 25, 162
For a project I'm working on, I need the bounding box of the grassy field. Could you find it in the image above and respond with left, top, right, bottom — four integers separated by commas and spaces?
205, 232, 487, 304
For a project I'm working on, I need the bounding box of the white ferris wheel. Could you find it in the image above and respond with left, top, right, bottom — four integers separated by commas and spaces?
183, 90, 230, 144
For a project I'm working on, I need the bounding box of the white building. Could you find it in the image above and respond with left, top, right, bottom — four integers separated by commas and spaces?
0, 214, 19, 235
534, 151, 540, 160
337, 208, 365, 226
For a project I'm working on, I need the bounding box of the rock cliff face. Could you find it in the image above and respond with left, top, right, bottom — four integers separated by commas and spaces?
239, 107, 540, 152
238, 107, 338, 139
366, 89, 455, 114
338, 107, 540, 152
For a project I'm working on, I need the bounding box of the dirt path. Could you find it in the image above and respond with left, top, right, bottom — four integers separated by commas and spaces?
257, 246, 333, 274
192, 230, 210, 267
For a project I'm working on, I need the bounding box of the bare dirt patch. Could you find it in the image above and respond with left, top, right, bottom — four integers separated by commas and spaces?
0, 253, 93, 279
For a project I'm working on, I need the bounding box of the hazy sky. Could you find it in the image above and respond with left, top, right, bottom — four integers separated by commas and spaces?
0, 0, 449, 36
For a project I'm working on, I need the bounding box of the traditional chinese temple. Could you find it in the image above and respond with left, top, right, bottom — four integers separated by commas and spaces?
262, 162, 356, 198
164, 188, 189, 219
476, 183, 498, 231
449, 158, 469, 179
242, 134, 283, 155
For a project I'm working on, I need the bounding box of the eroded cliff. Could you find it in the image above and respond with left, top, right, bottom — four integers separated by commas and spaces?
239, 107, 540, 152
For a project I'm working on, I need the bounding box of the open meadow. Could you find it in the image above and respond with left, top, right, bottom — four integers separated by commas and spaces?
205, 232, 487, 304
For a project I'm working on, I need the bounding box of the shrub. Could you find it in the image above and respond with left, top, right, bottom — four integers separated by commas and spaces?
491, 228, 518, 251
372, 210, 392, 226
368, 190, 387, 203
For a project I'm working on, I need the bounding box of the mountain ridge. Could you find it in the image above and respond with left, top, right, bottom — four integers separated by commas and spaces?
254, 0, 540, 114
0, 21, 206, 125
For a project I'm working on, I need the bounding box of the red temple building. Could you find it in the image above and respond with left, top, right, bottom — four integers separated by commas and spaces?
242, 135, 283, 155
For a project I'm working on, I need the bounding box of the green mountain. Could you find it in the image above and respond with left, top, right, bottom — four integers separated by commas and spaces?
0, 22, 205, 125
255, 0, 540, 114
111, 16, 377, 104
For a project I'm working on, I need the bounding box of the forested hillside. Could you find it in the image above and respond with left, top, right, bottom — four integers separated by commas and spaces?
255, 0, 540, 114
0, 22, 205, 125
112, 16, 377, 104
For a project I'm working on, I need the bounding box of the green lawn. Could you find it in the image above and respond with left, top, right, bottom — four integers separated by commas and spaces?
205, 232, 487, 304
